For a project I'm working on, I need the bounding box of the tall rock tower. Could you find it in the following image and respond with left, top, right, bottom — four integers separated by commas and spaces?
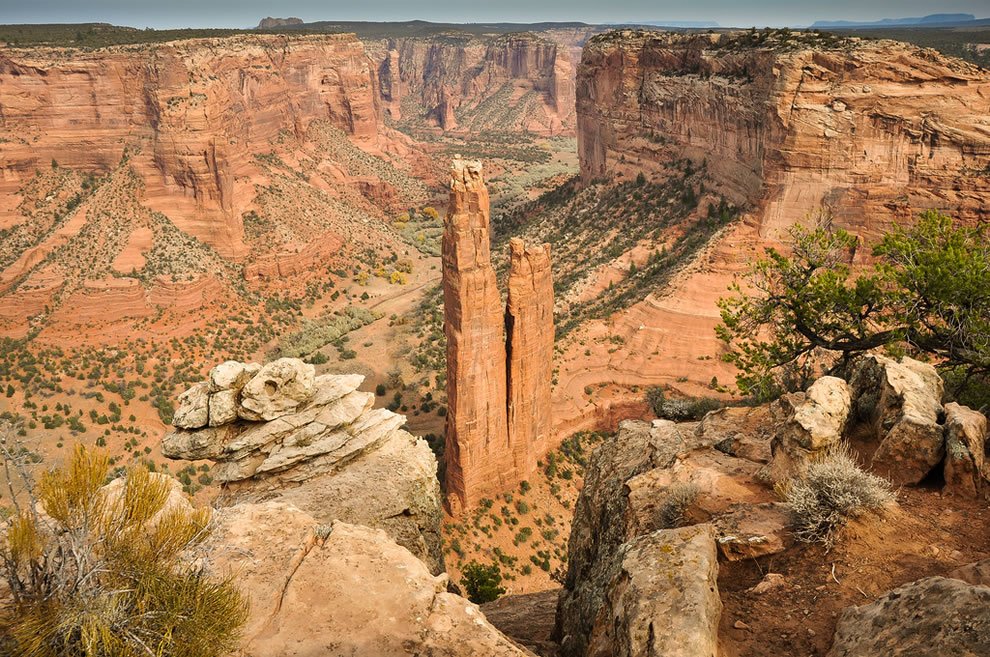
442, 158, 556, 511
506, 238, 555, 479
442, 157, 511, 511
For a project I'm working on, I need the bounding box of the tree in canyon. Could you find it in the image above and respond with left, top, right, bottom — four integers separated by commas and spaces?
717, 210, 990, 405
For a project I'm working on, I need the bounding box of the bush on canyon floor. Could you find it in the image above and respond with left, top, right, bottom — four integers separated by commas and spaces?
0, 444, 247, 657
645, 387, 724, 421
460, 561, 506, 604
717, 211, 990, 404
782, 447, 894, 548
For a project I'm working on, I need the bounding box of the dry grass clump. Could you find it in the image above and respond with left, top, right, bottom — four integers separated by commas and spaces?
0, 444, 247, 657
657, 482, 701, 529
782, 446, 894, 547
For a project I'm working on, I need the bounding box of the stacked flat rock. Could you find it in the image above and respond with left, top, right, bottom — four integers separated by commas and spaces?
162, 358, 444, 574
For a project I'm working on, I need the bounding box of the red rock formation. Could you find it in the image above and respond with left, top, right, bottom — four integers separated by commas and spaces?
370, 32, 579, 135
0, 34, 384, 258
577, 31, 990, 240
443, 160, 555, 510
506, 238, 555, 478
443, 157, 510, 511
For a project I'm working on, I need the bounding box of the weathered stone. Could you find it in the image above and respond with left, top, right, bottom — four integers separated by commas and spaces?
162, 424, 240, 461
714, 502, 792, 561
208, 389, 239, 426
849, 355, 945, 485
442, 157, 511, 511
208, 360, 260, 393
238, 358, 316, 421
827, 577, 990, 657
581, 524, 722, 657
942, 402, 987, 497
172, 381, 209, 429
201, 506, 529, 657
698, 404, 774, 464
506, 237, 555, 480
161, 364, 444, 574
769, 376, 851, 482
948, 559, 990, 587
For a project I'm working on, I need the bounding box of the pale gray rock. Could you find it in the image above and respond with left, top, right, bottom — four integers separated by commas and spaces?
208, 388, 239, 427
173, 381, 209, 429
769, 376, 851, 482
208, 360, 260, 393
238, 358, 316, 421
942, 402, 987, 497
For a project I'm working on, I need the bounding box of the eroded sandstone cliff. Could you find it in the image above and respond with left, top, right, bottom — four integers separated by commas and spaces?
0, 34, 385, 258
577, 30, 990, 240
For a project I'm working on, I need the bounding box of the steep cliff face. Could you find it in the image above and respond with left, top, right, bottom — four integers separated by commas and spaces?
372, 33, 577, 135
0, 34, 384, 257
577, 30, 990, 240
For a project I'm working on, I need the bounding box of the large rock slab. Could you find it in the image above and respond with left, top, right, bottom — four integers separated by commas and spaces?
202, 504, 531, 657
849, 355, 945, 485
769, 376, 851, 482
238, 358, 316, 421
942, 402, 987, 497
827, 576, 990, 657
583, 524, 721, 657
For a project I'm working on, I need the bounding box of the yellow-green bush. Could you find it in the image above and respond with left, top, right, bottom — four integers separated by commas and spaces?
0, 445, 248, 657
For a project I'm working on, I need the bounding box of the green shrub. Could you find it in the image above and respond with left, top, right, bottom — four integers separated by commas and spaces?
460, 562, 505, 604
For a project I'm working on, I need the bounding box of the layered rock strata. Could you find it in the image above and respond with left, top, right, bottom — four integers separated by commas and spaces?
443, 158, 555, 510
162, 358, 444, 573
0, 34, 384, 257
577, 30, 990, 240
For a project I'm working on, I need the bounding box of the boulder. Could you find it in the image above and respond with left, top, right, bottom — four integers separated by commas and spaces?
942, 402, 987, 497
582, 524, 722, 657
201, 504, 531, 657
849, 355, 945, 485
699, 404, 774, 464
238, 358, 315, 421
208, 360, 259, 393
173, 381, 209, 429
948, 559, 990, 587
208, 388, 239, 426
827, 576, 990, 656
162, 367, 445, 574
714, 502, 792, 561
768, 376, 851, 482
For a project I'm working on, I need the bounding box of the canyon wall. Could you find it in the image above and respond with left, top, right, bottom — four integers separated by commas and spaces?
0, 34, 384, 257
577, 30, 990, 241
371, 33, 578, 135
443, 159, 555, 510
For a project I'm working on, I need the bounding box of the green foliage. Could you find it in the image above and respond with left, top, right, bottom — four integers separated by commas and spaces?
0, 445, 248, 657
717, 211, 988, 402
273, 306, 377, 359
459, 561, 506, 604
645, 387, 725, 421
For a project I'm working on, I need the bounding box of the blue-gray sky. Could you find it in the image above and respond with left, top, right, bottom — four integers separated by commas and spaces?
0, 0, 987, 29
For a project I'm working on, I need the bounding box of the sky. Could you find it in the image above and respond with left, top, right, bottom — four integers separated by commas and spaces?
0, 0, 987, 30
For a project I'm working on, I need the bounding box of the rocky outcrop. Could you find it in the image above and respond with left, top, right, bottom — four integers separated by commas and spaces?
442, 157, 511, 510
202, 503, 531, 657
583, 525, 722, 657
0, 34, 384, 258
506, 238, 555, 480
577, 31, 990, 238
942, 402, 988, 496
555, 419, 760, 656
371, 32, 578, 135
848, 355, 945, 485
768, 376, 852, 482
827, 576, 990, 656
162, 359, 444, 574
442, 159, 555, 510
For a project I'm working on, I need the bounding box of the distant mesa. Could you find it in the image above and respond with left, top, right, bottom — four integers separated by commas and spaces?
633, 20, 720, 28
811, 13, 979, 28
256, 16, 304, 29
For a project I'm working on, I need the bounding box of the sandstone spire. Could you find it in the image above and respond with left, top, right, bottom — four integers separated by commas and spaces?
442, 158, 555, 511
443, 157, 510, 510
506, 238, 555, 477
